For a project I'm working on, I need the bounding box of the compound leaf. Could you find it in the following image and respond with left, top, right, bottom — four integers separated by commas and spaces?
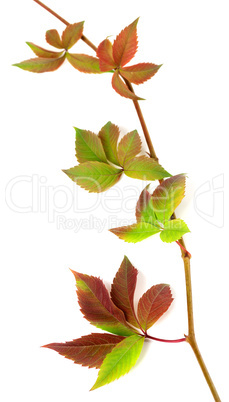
46, 29, 63, 49
111, 256, 140, 328
63, 162, 123, 193
124, 156, 171, 180
113, 18, 139, 67
112, 70, 144, 100
43, 333, 124, 369
120, 63, 161, 85
91, 334, 144, 390
98, 122, 121, 166
137, 284, 173, 331
75, 128, 107, 164
110, 222, 160, 243
97, 38, 116, 72
26, 42, 63, 58
135, 186, 157, 224
13, 55, 65, 73
117, 130, 142, 167
71, 271, 135, 336
160, 219, 190, 243
61, 22, 84, 49
152, 174, 186, 223
66, 53, 101, 73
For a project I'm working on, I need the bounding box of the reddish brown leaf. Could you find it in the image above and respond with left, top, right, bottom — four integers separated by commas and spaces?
71, 270, 136, 336
13, 55, 65, 73
111, 256, 140, 328
46, 29, 63, 49
112, 70, 144, 100
26, 42, 64, 59
137, 284, 173, 331
120, 63, 162, 85
113, 18, 139, 67
43, 333, 124, 369
66, 53, 101, 73
97, 39, 116, 72
61, 22, 84, 50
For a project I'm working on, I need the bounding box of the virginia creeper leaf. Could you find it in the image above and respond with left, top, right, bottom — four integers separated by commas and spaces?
135, 186, 157, 224
124, 156, 171, 180
98, 122, 121, 166
113, 18, 139, 67
117, 130, 142, 167
13, 55, 65, 73
26, 42, 64, 58
160, 219, 190, 243
111, 256, 140, 328
110, 222, 160, 243
75, 128, 108, 164
46, 29, 63, 49
63, 162, 123, 193
66, 53, 101, 73
137, 284, 173, 331
61, 22, 84, 49
91, 334, 144, 390
43, 333, 124, 369
152, 174, 186, 223
71, 271, 135, 336
112, 70, 144, 100
120, 63, 162, 85
97, 38, 116, 72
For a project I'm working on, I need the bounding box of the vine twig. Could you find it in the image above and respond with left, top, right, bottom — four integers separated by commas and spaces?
32, 1, 221, 400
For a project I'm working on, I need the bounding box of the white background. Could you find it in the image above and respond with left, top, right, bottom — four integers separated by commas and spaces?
1, 0, 229, 401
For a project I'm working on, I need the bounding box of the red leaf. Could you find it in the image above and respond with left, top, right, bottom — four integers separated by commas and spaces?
66, 53, 101, 73
13, 55, 65, 73
120, 63, 162, 85
137, 284, 173, 331
111, 256, 140, 328
46, 29, 63, 49
61, 22, 84, 50
26, 42, 64, 59
112, 71, 144, 100
97, 39, 116, 72
43, 333, 124, 369
113, 18, 139, 67
71, 270, 136, 336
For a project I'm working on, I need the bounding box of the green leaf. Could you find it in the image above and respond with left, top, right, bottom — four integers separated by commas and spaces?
120, 63, 162, 85
75, 128, 108, 164
63, 162, 123, 193
110, 222, 160, 243
91, 334, 144, 390
26, 42, 64, 58
112, 18, 139, 68
137, 284, 173, 331
117, 130, 142, 167
160, 219, 190, 243
61, 22, 84, 50
43, 333, 125, 369
66, 53, 101, 73
13, 55, 65, 73
97, 38, 116, 72
152, 174, 186, 223
135, 186, 157, 224
112, 70, 144, 100
46, 29, 63, 49
124, 156, 171, 181
71, 270, 135, 336
111, 256, 140, 329
98, 122, 121, 166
